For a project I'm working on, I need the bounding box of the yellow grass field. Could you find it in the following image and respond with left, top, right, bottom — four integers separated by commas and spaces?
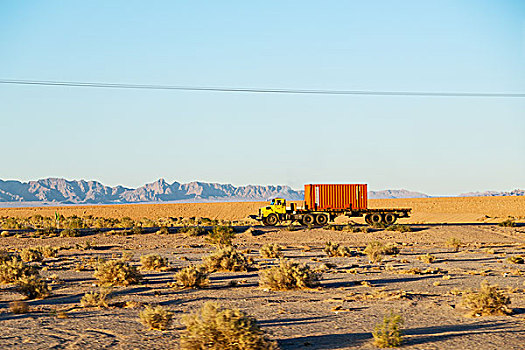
1, 196, 524, 223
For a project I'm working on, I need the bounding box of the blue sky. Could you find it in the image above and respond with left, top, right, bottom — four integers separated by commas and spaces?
1, 0, 524, 195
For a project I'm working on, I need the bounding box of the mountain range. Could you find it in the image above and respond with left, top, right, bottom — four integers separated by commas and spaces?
459, 189, 525, 197
0, 178, 433, 205
0, 178, 521, 206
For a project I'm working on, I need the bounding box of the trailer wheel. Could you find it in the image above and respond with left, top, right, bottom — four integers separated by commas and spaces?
264, 214, 279, 226
370, 213, 382, 225
316, 214, 328, 226
383, 213, 397, 225
365, 214, 373, 225
303, 214, 315, 225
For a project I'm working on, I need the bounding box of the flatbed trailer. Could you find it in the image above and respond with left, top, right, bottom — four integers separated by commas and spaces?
250, 184, 411, 226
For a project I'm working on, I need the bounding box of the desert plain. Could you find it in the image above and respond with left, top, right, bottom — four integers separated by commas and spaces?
0, 196, 524, 349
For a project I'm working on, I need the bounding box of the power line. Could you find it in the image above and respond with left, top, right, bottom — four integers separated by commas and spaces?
0, 78, 524, 98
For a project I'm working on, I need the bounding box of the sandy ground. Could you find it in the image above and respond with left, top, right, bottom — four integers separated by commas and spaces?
1, 196, 524, 224
0, 222, 524, 349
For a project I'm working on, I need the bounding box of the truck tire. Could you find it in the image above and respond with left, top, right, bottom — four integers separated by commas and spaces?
383, 213, 397, 225
316, 214, 328, 225
370, 213, 382, 225
303, 214, 315, 225
265, 214, 279, 226
365, 214, 373, 225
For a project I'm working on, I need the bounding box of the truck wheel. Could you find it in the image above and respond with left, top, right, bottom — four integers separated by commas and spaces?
316, 214, 328, 225
383, 213, 397, 225
370, 213, 382, 225
303, 214, 315, 225
265, 214, 279, 226
365, 214, 373, 225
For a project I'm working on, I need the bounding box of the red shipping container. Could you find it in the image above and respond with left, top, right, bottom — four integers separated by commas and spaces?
304, 184, 367, 211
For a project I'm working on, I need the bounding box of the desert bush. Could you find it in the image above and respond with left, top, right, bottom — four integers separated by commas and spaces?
156, 226, 170, 234
203, 247, 251, 272
80, 289, 110, 308
139, 305, 173, 331
140, 218, 157, 227
323, 242, 355, 257
36, 245, 59, 258
180, 301, 279, 350
498, 219, 516, 227
119, 217, 135, 228
172, 265, 209, 289
259, 259, 321, 290
139, 254, 169, 271
179, 226, 206, 237
364, 241, 399, 263
60, 228, 81, 237
0, 256, 38, 283
418, 253, 436, 264
385, 224, 412, 233
1, 230, 11, 237
19, 248, 43, 262
370, 222, 387, 229
9, 300, 29, 314
206, 225, 235, 247
16, 275, 51, 299
507, 256, 524, 264
447, 238, 462, 252
461, 280, 512, 316
372, 311, 404, 348
260, 243, 282, 258
285, 224, 298, 231
93, 259, 142, 286
131, 227, 144, 235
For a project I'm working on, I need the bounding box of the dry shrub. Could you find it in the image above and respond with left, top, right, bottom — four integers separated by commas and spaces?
285, 224, 298, 231
36, 246, 59, 258
16, 275, 51, 299
507, 256, 524, 264
372, 311, 404, 348
418, 253, 436, 264
364, 241, 399, 263
364, 242, 385, 263
9, 300, 29, 314
80, 289, 110, 308
206, 225, 235, 247
203, 247, 251, 272
139, 254, 169, 271
20, 248, 43, 262
498, 219, 516, 227
323, 242, 355, 257
260, 243, 282, 258
60, 228, 81, 237
180, 301, 279, 350
173, 265, 209, 289
156, 226, 170, 234
139, 305, 173, 331
385, 224, 412, 233
179, 226, 206, 237
259, 259, 321, 291
94, 259, 142, 286
0, 256, 38, 284
447, 238, 462, 252
461, 280, 512, 316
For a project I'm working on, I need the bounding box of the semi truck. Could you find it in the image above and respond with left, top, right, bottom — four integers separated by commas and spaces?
251, 184, 411, 226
